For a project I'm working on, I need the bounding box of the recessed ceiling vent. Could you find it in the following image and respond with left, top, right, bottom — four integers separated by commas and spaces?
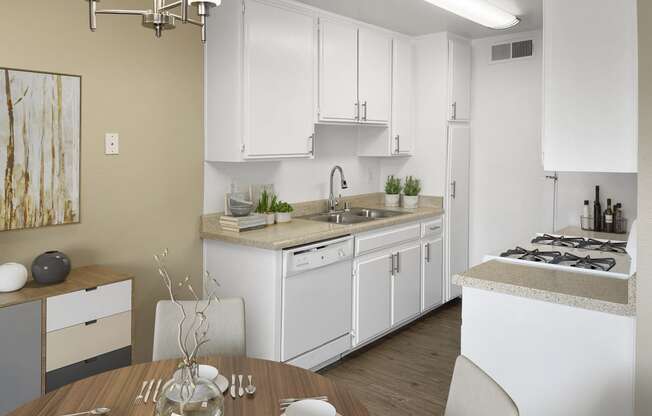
491, 39, 534, 62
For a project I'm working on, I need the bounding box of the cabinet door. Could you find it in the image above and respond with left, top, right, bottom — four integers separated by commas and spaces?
358, 28, 392, 124
447, 125, 470, 301
244, 0, 316, 158
355, 251, 392, 345
422, 237, 443, 311
543, 0, 637, 173
448, 38, 471, 121
318, 19, 359, 123
391, 38, 413, 155
0, 301, 42, 415
392, 243, 421, 325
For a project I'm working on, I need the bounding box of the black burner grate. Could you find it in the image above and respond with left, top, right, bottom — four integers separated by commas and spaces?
549, 252, 616, 271
500, 247, 562, 263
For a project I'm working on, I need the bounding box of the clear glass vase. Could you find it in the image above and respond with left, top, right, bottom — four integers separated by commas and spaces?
156, 364, 224, 416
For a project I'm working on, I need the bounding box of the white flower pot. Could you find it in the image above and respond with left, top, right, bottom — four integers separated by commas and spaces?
385, 194, 400, 207
276, 212, 292, 223
0, 263, 28, 293
402, 195, 419, 209
266, 213, 276, 225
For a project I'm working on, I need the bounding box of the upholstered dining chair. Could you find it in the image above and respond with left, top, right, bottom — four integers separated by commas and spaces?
444, 355, 519, 416
152, 297, 246, 361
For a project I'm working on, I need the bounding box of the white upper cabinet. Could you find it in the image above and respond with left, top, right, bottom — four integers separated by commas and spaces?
318, 19, 359, 123
205, 0, 317, 162
543, 0, 637, 173
391, 37, 414, 154
318, 19, 391, 125
244, 0, 317, 158
448, 38, 471, 121
358, 29, 392, 124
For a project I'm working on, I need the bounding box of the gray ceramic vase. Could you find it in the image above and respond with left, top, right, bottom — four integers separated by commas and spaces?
31, 251, 71, 285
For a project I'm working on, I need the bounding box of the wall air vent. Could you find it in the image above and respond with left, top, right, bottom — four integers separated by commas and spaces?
491, 39, 534, 63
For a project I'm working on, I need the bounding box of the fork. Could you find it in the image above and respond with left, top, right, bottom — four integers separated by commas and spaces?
134, 380, 148, 404
280, 396, 329, 410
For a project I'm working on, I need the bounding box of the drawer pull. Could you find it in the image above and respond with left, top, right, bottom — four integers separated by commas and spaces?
84, 356, 98, 364
85, 319, 98, 326
429, 226, 441, 231
85, 286, 98, 292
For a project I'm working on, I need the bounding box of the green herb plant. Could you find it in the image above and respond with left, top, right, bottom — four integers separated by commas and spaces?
255, 190, 276, 214
274, 201, 294, 213
385, 175, 402, 195
403, 176, 422, 197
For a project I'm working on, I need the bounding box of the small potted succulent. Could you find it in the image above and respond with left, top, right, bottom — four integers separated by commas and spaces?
274, 201, 294, 223
384, 175, 402, 207
255, 190, 276, 225
402, 176, 422, 209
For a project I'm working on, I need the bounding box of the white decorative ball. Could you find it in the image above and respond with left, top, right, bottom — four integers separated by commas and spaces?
0, 263, 28, 292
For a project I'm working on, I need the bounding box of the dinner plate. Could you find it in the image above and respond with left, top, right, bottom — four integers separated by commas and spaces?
285, 399, 337, 416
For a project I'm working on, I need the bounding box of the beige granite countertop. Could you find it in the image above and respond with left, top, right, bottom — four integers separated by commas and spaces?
201, 193, 444, 250
453, 260, 636, 316
556, 226, 629, 241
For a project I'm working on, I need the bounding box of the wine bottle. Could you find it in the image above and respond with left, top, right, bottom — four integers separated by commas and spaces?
593, 186, 602, 231
604, 198, 614, 233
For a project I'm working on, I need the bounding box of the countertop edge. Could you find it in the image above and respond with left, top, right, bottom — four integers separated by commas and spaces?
453, 273, 636, 317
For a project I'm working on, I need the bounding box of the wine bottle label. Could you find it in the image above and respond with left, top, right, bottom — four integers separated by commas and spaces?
606, 215, 613, 223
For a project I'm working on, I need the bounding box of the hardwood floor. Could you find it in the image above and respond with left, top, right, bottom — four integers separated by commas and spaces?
321, 300, 461, 416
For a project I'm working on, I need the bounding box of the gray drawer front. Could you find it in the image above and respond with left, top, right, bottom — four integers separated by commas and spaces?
0, 301, 42, 416
46, 346, 131, 393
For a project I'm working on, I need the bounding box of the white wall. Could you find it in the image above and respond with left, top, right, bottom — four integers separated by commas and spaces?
469, 31, 547, 266
204, 124, 381, 212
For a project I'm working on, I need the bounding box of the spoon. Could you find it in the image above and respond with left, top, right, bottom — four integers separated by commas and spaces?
61, 408, 111, 416
245, 375, 256, 396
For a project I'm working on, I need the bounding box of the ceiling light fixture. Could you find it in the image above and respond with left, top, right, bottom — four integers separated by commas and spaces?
424, 0, 520, 30
85, 0, 220, 43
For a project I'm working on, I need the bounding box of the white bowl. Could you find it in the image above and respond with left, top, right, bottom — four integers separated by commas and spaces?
285, 400, 336, 416
197, 364, 219, 380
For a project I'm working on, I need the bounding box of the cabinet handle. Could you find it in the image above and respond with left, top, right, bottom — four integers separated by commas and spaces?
308, 133, 315, 155
394, 135, 400, 154
355, 101, 360, 121
362, 101, 368, 121
85, 286, 98, 292
451, 180, 457, 199
426, 243, 431, 263
85, 319, 98, 326
429, 225, 441, 231
395, 252, 400, 274
389, 254, 395, 275
452, 102, 457, 120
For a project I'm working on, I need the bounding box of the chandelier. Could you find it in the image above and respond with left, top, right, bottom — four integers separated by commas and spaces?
85, 0, 221, 43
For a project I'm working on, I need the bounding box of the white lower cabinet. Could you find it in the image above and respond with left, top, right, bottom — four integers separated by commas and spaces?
392, 243, 421, 325
422, 236, 443, 311
354, 248, 393, 345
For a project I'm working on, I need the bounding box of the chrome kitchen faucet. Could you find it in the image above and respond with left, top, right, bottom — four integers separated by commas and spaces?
328, 165, 348, 212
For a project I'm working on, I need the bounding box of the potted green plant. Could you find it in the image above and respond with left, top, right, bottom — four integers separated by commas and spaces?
384, 175, 402, 207
255, 190, 276, 225
402, 176, 422, 209
274, 201, 294, 223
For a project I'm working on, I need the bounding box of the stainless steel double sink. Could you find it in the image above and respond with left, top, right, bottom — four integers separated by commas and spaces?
302, 207, 406, 225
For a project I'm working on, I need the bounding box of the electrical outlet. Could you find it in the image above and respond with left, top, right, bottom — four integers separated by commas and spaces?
105, 133, 119, 155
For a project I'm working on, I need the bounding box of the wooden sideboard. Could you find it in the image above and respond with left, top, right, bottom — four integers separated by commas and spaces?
0, 266, 134, 416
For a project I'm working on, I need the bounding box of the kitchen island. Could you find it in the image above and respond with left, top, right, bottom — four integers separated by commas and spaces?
453, 261, 635, 416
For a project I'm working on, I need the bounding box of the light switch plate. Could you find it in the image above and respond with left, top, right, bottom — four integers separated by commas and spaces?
105, 133, 119, 155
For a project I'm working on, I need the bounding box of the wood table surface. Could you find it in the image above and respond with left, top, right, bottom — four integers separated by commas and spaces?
8, 356, 369, 416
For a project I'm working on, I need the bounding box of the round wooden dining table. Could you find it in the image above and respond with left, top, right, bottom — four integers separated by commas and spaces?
8, 356, 369, 416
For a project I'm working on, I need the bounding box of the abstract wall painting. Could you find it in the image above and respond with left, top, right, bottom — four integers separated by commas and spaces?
0, 68, 81, 231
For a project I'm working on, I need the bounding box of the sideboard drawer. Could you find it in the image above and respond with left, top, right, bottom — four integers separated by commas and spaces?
46, 311, 132, 372
47, 279, 131, 332
355, 223, 421, 255
421, 217, 443, 238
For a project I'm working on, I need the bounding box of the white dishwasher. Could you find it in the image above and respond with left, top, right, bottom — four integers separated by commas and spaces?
281, 235, 354, 370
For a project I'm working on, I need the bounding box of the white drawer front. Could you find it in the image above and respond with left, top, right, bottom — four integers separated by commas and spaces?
47, 280, 132, 332
355, 223, 421, 255
46, 311, 131, 371
421, 218, 443, 238
285, 334, 351, 370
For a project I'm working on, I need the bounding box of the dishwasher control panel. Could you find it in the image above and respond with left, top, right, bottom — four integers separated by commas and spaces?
283, 236, 354, 277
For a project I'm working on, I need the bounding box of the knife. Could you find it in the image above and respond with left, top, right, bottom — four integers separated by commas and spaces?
152, 379, 163, 403
238, 374, 244, 397
230, 374, 237, 399
143, 379, 155, 403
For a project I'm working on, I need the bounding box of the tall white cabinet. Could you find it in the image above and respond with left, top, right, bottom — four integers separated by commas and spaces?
543, 0, 638, 173
448, 38, 472, 121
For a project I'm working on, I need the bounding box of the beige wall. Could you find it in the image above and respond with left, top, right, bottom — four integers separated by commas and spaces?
638, 0, 652, 414
0, 1, 204, 363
